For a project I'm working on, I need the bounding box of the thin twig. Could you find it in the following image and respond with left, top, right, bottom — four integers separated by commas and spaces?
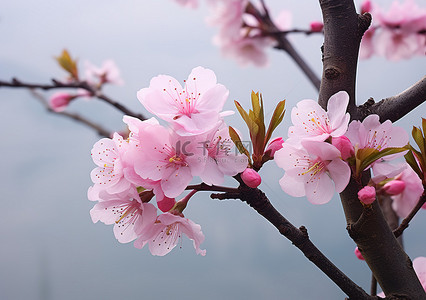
186, 183, 240, 194
245, 3, 321, 91
30, 90, 111, 137
0, 78, 146, 120
393, 190, 426, 238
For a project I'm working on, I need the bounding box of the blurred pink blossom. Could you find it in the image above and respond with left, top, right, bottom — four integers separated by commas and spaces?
172, 0, 198, 9
49, 92, 73, 112
85, 59, 124, 85
391, 166, 424, 218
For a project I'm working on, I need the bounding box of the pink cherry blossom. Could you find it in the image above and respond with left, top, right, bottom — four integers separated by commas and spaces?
275, 140, 351, 205
137, 66, 230, 135
130, 122, 206, 198
287, 91, 350, 144
90, 133, 132, 195
199, 126, 248, 185
358, 186, 376, 205
134, 212, 206, 256
391, 166, 424, 218
49, 92, 73, 112
85, 59, 124, 85
241, 168, 261, 188
89, 188, 157, 243
345, 114, 409, 173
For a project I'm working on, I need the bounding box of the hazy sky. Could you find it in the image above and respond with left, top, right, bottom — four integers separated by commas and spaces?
1, 1, 425, 300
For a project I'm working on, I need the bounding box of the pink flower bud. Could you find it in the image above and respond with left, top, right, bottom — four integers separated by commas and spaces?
49, 92, 73, 112
157, 196, 176, 212
354, 247, 365, 260
383, 180, 406, 195
241, 168, 261, 188
332, 136, 354, 160
310, 21, 324, 32
361, 0, 372, 14
358, 186, 376, 205
265, 137, 284, 158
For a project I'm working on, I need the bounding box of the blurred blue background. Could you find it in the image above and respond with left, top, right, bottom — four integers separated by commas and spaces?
1, 1, 425, 299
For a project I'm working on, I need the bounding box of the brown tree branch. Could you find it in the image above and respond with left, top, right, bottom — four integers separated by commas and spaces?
0, 78, 146, 120
186, 183, 240, 194
319, 0, 425, 298
236, 184, 374, 300
361, 76, 426, 122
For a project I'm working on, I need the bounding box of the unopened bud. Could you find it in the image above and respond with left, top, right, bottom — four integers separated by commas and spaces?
265, 137, 284, 158
354, 247, 365, 260
310, 21, 324, 32
332, 136, 354, 160
358, 186, 376, 205
241, 168, 261, 188
383, 180, 405, 195
157, 196, 176, 212
49, 92, 73, 112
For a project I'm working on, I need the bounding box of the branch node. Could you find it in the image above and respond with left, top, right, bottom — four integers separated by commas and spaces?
299, 225, 309, 238
358, 12, 372, 38
325, 67, 341, 80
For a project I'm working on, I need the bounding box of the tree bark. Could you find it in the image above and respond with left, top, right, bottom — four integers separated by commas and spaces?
319, 0, 426, 298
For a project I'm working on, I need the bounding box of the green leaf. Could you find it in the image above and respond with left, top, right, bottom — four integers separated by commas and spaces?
234, 100, 251, 126
265, 100, 286, 144
229, 126, 252, 165
412, 126, 425, 156
404, 149, 423, 180
55, 49, 79, 80
422, 118, 426, 139
235, 100, 259, 149
357, 146, 408, 175
251, 91, 261, 118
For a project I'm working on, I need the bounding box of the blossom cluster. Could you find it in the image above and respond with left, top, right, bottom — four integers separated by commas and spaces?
172, 0, 425, 65
360, 0, 426, 61
274, 91, 423, 213
88, 66, 248, 256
